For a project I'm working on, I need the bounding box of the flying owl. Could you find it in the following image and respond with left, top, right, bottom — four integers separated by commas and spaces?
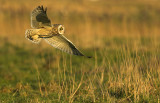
25, 6, 91, 58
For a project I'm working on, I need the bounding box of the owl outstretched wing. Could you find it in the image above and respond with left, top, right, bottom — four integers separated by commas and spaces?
44, 34, 90, 57
31, 5, 51, 28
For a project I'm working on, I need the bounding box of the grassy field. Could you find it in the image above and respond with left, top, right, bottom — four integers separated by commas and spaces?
0, 0, 160, 102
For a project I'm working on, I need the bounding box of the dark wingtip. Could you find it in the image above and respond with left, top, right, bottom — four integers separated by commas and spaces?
79, 52, 92, 58
80, 54, 92, 58
36, 5, 46, 12
45, 7, 47, 13
79, 55, 92, 58
73, 53, 92, 58
87, 56, 92, 58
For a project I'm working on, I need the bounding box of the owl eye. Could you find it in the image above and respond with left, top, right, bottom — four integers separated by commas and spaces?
60, 27, 63, 31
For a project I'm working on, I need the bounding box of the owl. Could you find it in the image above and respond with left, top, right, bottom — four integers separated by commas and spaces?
25, 6, 91, 58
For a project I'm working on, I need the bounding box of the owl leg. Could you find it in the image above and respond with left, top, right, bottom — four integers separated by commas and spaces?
38, 33, 54, 38
25, 29, 37, 40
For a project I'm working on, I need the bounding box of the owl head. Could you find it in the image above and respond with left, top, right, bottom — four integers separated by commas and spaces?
52, 24, 65, 35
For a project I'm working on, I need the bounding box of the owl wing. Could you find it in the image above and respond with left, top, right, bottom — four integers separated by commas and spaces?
31, 5, 51, 28
44, 34, 88, 57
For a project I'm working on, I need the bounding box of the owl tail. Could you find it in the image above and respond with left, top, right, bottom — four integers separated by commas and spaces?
25, 29, 42, 44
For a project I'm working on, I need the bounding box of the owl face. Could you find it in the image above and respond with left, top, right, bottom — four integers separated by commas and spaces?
52, 24, 65, 35
58, 25, 65, 35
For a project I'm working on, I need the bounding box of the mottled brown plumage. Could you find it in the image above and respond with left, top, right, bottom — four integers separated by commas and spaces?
25, 6, 91, 58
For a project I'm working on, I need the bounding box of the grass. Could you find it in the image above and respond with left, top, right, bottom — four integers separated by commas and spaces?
0, 0, 160, 102
0, 36, 160, 102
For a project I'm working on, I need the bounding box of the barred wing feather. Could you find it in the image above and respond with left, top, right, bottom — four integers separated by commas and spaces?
44, 35, 84, 56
